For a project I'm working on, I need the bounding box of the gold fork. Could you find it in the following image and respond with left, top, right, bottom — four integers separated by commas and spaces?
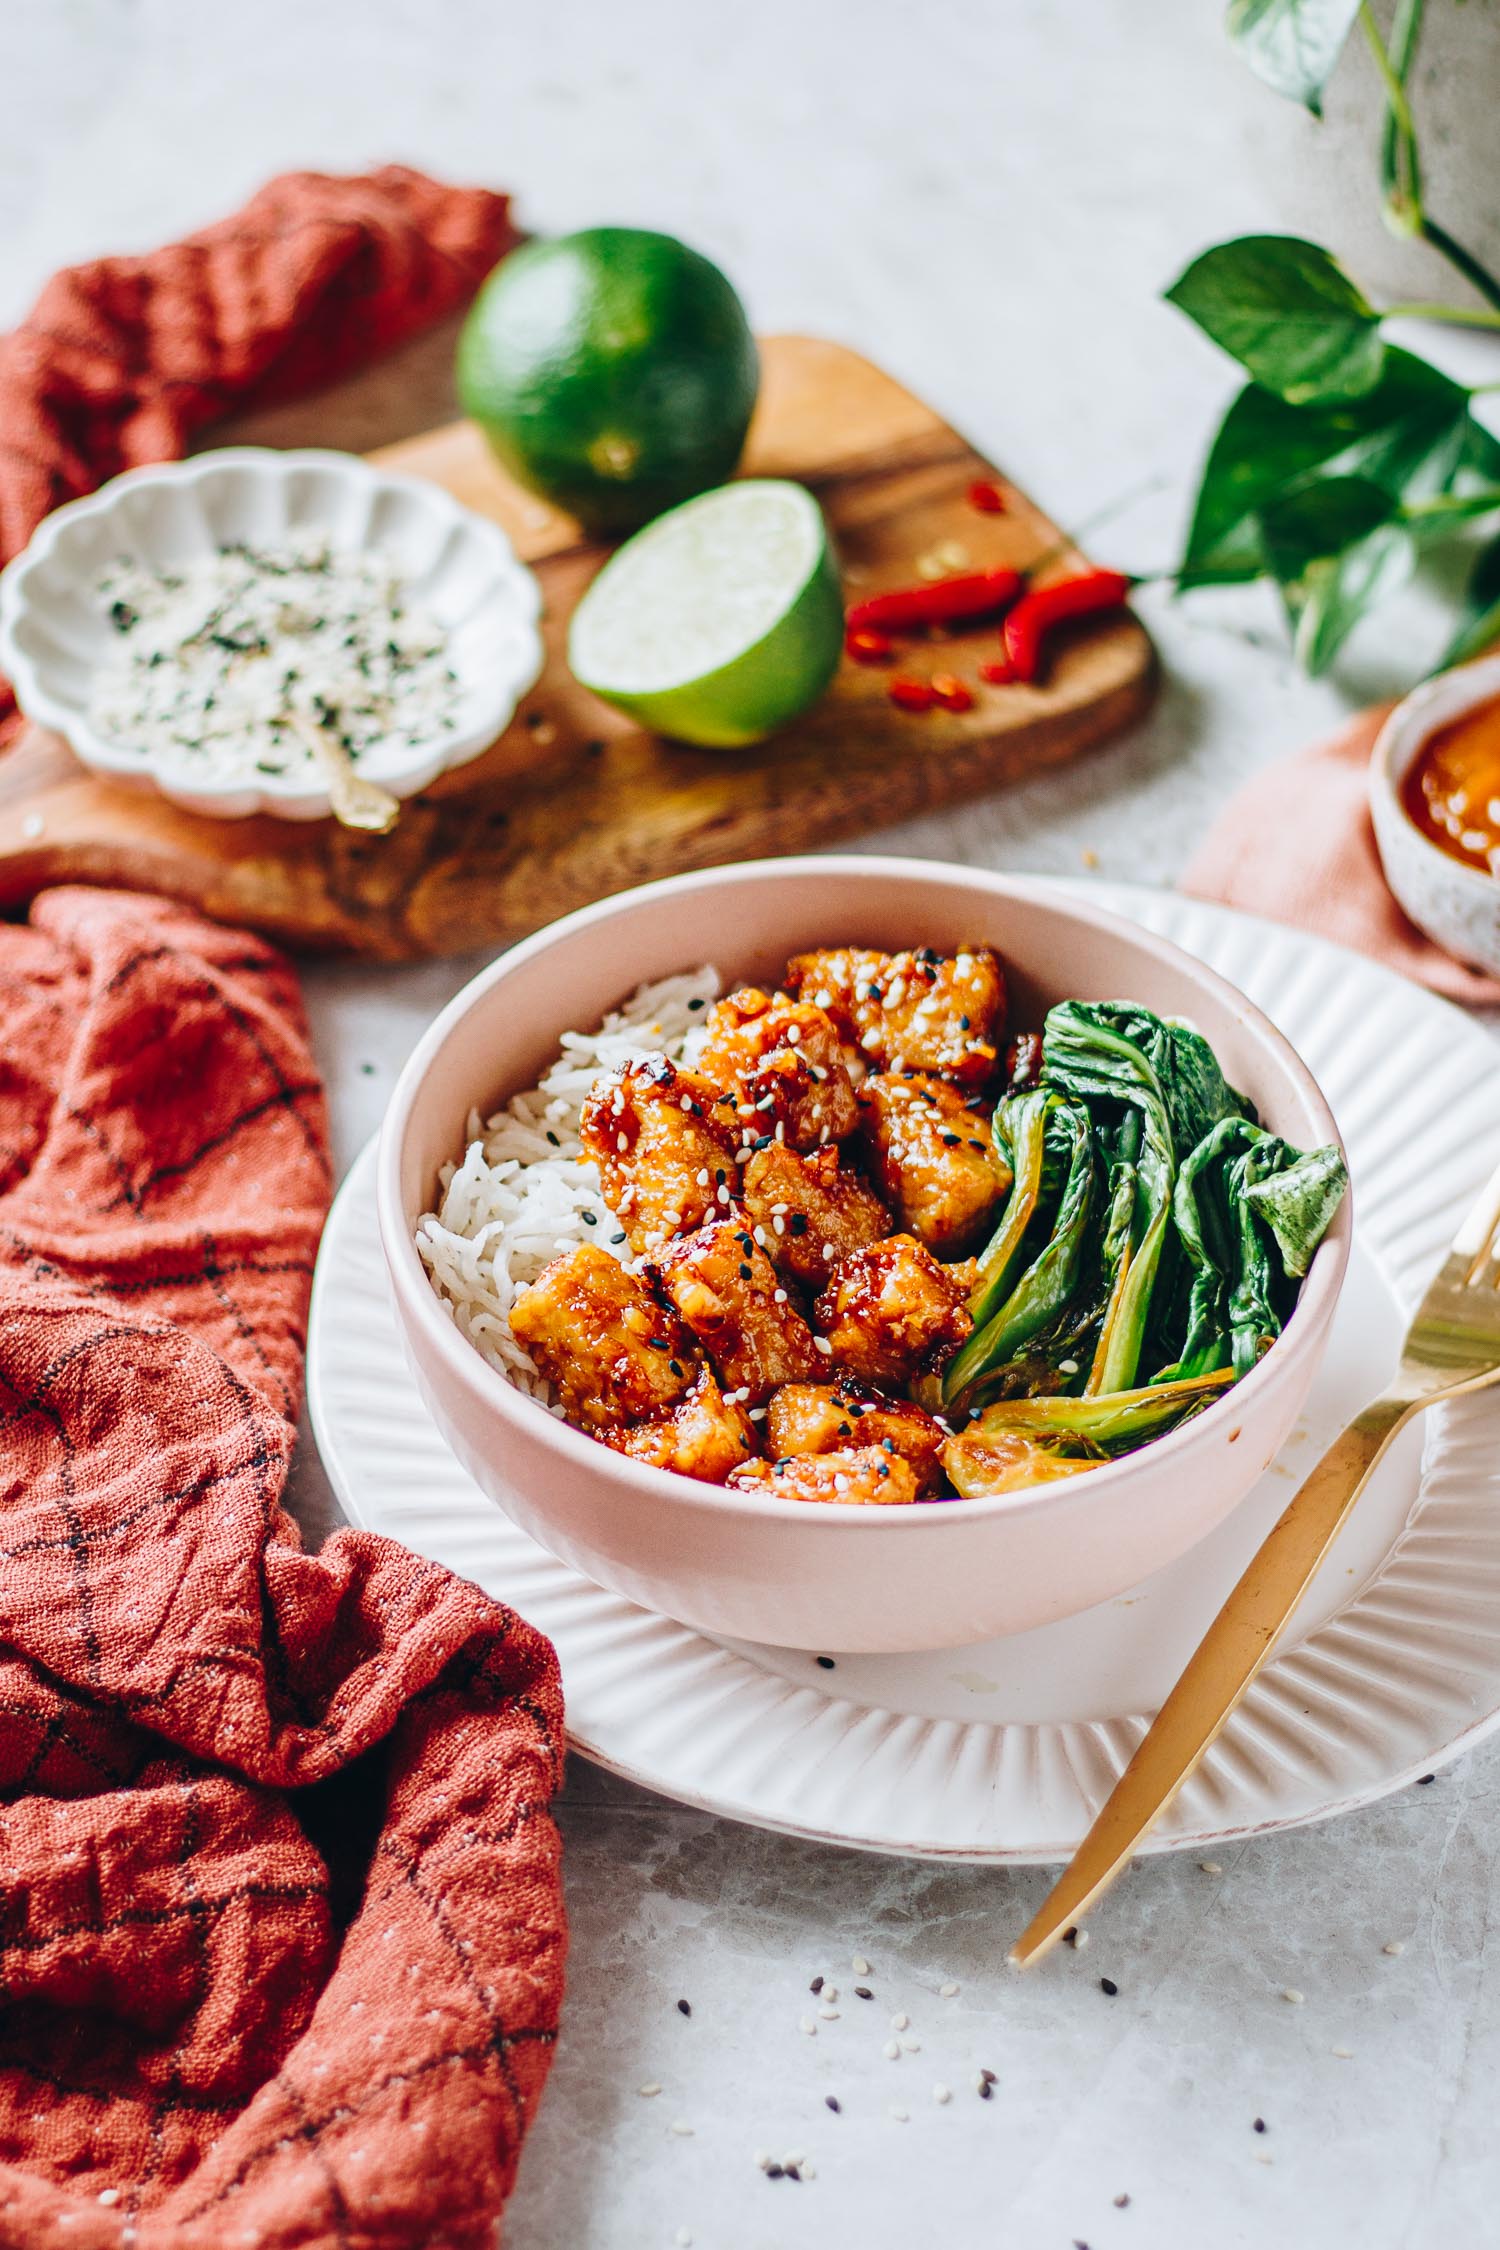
1011, 1151, 1500, 1969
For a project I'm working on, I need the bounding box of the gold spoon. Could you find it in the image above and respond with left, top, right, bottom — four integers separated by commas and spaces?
287, 710, 401, 835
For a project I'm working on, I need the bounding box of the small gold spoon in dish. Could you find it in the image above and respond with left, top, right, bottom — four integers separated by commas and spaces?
287, 710, 401, 835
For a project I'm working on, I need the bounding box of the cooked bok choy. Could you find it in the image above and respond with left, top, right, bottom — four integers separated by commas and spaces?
941, 1001, 1346, 1489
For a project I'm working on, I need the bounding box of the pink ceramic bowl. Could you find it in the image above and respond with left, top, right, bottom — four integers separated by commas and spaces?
377, 857, 1350, 1652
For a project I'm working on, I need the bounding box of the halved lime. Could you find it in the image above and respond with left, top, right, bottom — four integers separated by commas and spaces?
567, 480, 843, 747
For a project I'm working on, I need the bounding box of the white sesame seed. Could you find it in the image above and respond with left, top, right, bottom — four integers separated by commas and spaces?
939, 1981, 960, 1998
933, 2083, 952, 2105
972, 2071, 989, 2094
669, 2119, 694, 2136
799, 2016, 817, 2036
819, 2006, 840, 2021
749, 1406, 767, 1422
1058, 1357, 1079, 1376
891, 2012, 909, 2031
773, 1287, 788, 1304
716, 1184, 731, 1204
616, 1133, 629, 1153
861, 1029, 882, 1051
22, 812, 44, 841
822, 1985, 839, 2002
786, 1024, 802, 1044
883, 2039, 901, 2060
814, 1336, 833, 1355
679, 1096, 692, 1111
755, 2151, 774, 2171
638, 2082, 662, 2097
802, 2162, 817, 2180
753, 1226, 768, 1245
888, 2103, 909, 2123
1071, 1927, 1090, 1950
852, 1954, 871, 1975
696, 1169, 709, 1187
676, 2231, 693, 2247
901, 2038, 920, 2054
1199, 1860, 1223, 1876
822, 1241, 837, 1260
1331, 2044, 1354, 2059
97, 2190, 120, 2207
784, 2150, 806, 2168
1281, 1987, 1305, 2006
815, 991, 833, 1008
1383, 1940, 1405, 1956
772, 1216, 786, 1235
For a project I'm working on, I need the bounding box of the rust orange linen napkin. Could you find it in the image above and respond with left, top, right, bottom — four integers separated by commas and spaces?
1183, 701, 1500, 1007
0, 163, 519, 748
0, 888, 566, 2248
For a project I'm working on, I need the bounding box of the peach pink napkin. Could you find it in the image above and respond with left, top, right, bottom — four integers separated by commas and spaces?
1183, 700, 1500, 1008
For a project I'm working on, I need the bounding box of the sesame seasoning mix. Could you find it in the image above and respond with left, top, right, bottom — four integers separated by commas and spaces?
87, 538, 462, 781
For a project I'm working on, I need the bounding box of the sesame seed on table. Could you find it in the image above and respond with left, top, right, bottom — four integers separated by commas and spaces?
19, 2, 1500, 2245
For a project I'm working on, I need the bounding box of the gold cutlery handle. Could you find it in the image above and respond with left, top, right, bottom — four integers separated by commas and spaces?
1009, 1394, 1414, 1968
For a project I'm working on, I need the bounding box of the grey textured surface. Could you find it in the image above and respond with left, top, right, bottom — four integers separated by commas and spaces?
9, 5, 1500, 2244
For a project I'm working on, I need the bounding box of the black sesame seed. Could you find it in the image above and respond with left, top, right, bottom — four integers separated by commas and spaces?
810, 1976, 824, 1995
359, 1060, 375, 1075
1063, 1927, 1080, 1948
669, 1360, 684, 1376
979, 2079, 994, 2100
612, 1231, 627, 1245
1418, 1772, 1436, 1784
676, 1998, 691, 2017
766, 2164, 784, 2180
582, 1211, 597, 1225
545, 1130, 560, 1147
825, 2095, 841, 2113
1253, 2118, 1267, 2134
1113, 2194, 1131, 2209
789, 1214, 809, 1236
1100, 1977, 1118, 1997
980, 2068, 996, 2084
688, 997, 705, 1011
854, 1986, 873, 2000
739, 1263, 753, 1280
815, 1655, 836, 1670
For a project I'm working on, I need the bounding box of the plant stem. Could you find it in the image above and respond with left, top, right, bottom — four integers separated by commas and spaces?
1384, 301, 1500, 332
1403, 490, 1500, 523
1360, 0, 1500, 317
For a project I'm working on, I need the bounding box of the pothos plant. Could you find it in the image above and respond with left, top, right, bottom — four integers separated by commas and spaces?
1167, 0, 1500, 677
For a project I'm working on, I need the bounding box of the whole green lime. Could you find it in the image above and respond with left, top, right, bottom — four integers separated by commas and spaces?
455, 228, 760, 537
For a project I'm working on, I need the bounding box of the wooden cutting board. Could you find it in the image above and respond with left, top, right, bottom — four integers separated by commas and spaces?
0, 336, 1155, 960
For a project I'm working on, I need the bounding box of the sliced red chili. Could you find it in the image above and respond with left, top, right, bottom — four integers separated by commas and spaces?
847, 567, 1022, 636
888, 676, 936, 713
930, 673, 975, 713
1002, 570, 1133, 684
966, 480, 1008, 515
979, 657, 1015, 686
846, 626, 895, 665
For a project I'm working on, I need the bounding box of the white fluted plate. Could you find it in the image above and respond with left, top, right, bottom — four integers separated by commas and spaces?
308, 884, 1500, 1862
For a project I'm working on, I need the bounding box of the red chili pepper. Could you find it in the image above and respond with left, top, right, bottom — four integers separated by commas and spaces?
1002, 570, 1134, 684
847, 567, 1022, 636
966, 480, 1008, 515
888, 676, 935, 713
846, 626, 895, 665
930, 673, 975, 713
978, 657, 1015, 686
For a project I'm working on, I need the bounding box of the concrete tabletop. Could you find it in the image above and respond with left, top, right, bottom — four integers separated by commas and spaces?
9, 5, 1500, 2244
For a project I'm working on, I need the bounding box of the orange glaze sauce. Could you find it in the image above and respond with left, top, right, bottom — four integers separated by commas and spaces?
1403, 693, 1500, 877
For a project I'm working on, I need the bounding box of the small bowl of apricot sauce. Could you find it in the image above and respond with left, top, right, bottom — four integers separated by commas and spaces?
1372, 653, 1500, 976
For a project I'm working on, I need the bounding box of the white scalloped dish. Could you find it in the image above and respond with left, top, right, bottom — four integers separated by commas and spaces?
0, 448, 543, 821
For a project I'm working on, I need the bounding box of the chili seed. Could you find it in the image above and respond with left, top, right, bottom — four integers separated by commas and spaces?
846, 626, 895, 665
931, 673, 975, 713
979, 658, 1015, 686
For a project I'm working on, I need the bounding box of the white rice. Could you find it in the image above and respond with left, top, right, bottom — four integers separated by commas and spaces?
415, 967, 721, 1405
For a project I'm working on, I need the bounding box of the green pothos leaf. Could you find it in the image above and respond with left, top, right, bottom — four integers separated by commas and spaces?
1179, 351, 1475, 589
1166, 236, 1384, 405
1287, 521, 1417, 674
1438, 528, 1500, 670
1226, 0, 1363, 114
